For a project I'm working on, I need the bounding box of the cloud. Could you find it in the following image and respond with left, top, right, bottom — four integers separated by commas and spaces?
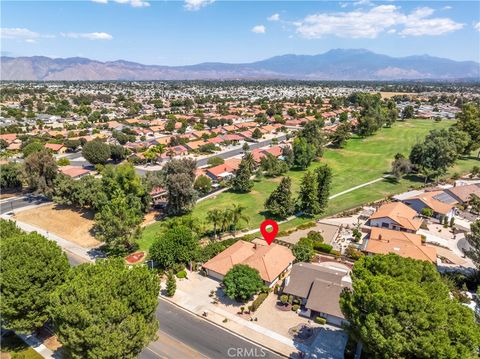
62, 32, 113, 40
184, 0, 214, 11
268, 13, 280, 21
251, 25, 266, 34
0, 27, 40, 40
91, 0, 150, 7
475, 22, 480, 32
295, 5, 463, 39
25, 39, 37, 43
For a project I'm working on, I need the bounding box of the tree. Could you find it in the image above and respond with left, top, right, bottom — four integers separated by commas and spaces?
109, 144, 127, 162
402, 105, 415, 119
456, 103, 480, 155
194, 174, 212, 195
391, 153, 412, 181
207, 209, 223, 239
315, 164, 332, 214
260, 153, 288, 177
242, 143, 250, 152
50, 259, 159, 359
0, 162, 22, 190
409, 129, 459, 182
223, 264, 264, 301
22, 150, 57, 194
281, 146, 294, 168
166, 271, 176, 297
340, 254, 480, 359
82, 140, 111, 165
466, 220, 480, 268
293, 137, 315, 170
22, 141, 43, 158
149, 225, 199, 269
330, 122, 351, 148
297, 171, 319, 216
230, 204, 249, 236
297, 120, 325, 156
164, 159, 197, 215
0, 220, 69, 332
292, 237, 314, 262
265, 176, 294, 219
252, 128, 262, 139
231, 157, 253, 193
207, 156, 224, 167
94, 189, 143, 253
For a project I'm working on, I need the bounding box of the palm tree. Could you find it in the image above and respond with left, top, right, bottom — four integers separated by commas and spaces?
207, 209, 223, 239
220, 208, 232, 235
230, 204, 249, 236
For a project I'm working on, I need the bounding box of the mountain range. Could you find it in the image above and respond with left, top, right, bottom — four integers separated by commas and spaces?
1, 49, 479, 81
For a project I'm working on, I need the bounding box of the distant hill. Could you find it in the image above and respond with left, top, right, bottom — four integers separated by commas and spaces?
1, 49, 479, 81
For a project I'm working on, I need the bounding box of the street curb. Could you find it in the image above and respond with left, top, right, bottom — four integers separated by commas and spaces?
158, 295, 290, 358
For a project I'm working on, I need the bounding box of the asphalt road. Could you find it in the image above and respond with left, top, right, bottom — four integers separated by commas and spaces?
0, 195, 50, 215
140, 299, 286, 359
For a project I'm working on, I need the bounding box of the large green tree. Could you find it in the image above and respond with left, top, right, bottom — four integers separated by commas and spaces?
456, 103, 480, 155
223, 264, 264, 301
231, 157, 254, 193
0, 220, 69, 332
50, 259, 159, 359
315, 164, 332, 214
82, 139, 111, 165
340, 254, 480, 359
466, 219, 480, 268
292, 237, 314, 263
264, 176, 294, 219
94, 189, 143, 253
293, 137, 315, 170
297, 171, 319, 216
22, 149, 58, 195
164, 158, 197, 215
0, 162, 22, 190
149, 225, 199, 269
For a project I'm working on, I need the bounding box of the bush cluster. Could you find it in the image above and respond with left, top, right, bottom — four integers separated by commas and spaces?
250, 292, 268, 312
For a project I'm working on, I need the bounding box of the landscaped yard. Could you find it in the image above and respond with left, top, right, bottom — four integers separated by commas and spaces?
138, 119, 479, 251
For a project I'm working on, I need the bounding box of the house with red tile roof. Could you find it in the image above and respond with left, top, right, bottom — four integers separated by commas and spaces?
59, 165, 91, 179
367, 202, 422, 233
402, 191, 455, 220
203, 239, 294, 287
44, 143, 66, 153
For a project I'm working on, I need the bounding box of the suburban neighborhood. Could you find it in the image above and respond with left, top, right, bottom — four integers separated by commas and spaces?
1, 1, 480, 359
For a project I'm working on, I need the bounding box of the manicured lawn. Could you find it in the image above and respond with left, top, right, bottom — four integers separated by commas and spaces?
138, 119, 478, 251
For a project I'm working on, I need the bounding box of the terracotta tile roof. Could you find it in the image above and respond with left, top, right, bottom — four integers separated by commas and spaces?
367, 227, 437, 263
0, 134, 17, 143
445, 185, 480, 203
407, 191, 454, 215
369, 202, 422, 231
59, 166, 90, 178
203, 240, 294, 282
44, 143, 64, 152
263, 146, 282, 157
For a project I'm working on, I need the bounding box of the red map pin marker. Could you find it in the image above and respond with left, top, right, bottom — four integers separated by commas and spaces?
260, 219, 278, 245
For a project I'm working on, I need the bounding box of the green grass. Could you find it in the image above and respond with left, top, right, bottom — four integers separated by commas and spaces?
138, 119, 479, 251
1, 333, 43, 359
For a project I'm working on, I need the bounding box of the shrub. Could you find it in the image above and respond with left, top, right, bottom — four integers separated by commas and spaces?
280, 294, 288, 304
297, 221, 316, 230
421, 208, 433, 217
307, 231, 324, 242
250, 292, 268, 312
292, 304, 300, 312
313, 242, 333, 253
315, 316, 327, 325
176, 270, 187, 279
274, 284, 279, 294
330, 249, 342, 257
57, 157, 70, 166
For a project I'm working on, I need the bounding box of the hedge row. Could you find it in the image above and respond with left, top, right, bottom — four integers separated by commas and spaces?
250, 292, 268, 312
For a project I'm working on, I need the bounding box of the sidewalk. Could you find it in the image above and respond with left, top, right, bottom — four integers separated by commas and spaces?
1, 213, 98, 263
18, 333, 55, 359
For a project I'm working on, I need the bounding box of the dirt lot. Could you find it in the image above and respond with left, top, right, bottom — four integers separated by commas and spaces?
379, 91, 416, 99
15, 204, 100, 248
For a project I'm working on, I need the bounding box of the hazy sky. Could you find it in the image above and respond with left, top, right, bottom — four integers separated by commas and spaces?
1, 0, 479, 65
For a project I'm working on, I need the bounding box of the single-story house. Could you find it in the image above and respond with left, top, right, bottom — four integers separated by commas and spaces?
44, 143, 67, 154
402, 190, 455, 220
366, 202, 422, 233
58, 165, 91, 179
444, 184, 480, 205
364, 227, 437, 263
203, 239, 294, 287
283, 262, 352, 326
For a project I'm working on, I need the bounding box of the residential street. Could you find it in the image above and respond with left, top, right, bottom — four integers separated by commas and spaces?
140, 299, 285, 359
0, 195, 49, 215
